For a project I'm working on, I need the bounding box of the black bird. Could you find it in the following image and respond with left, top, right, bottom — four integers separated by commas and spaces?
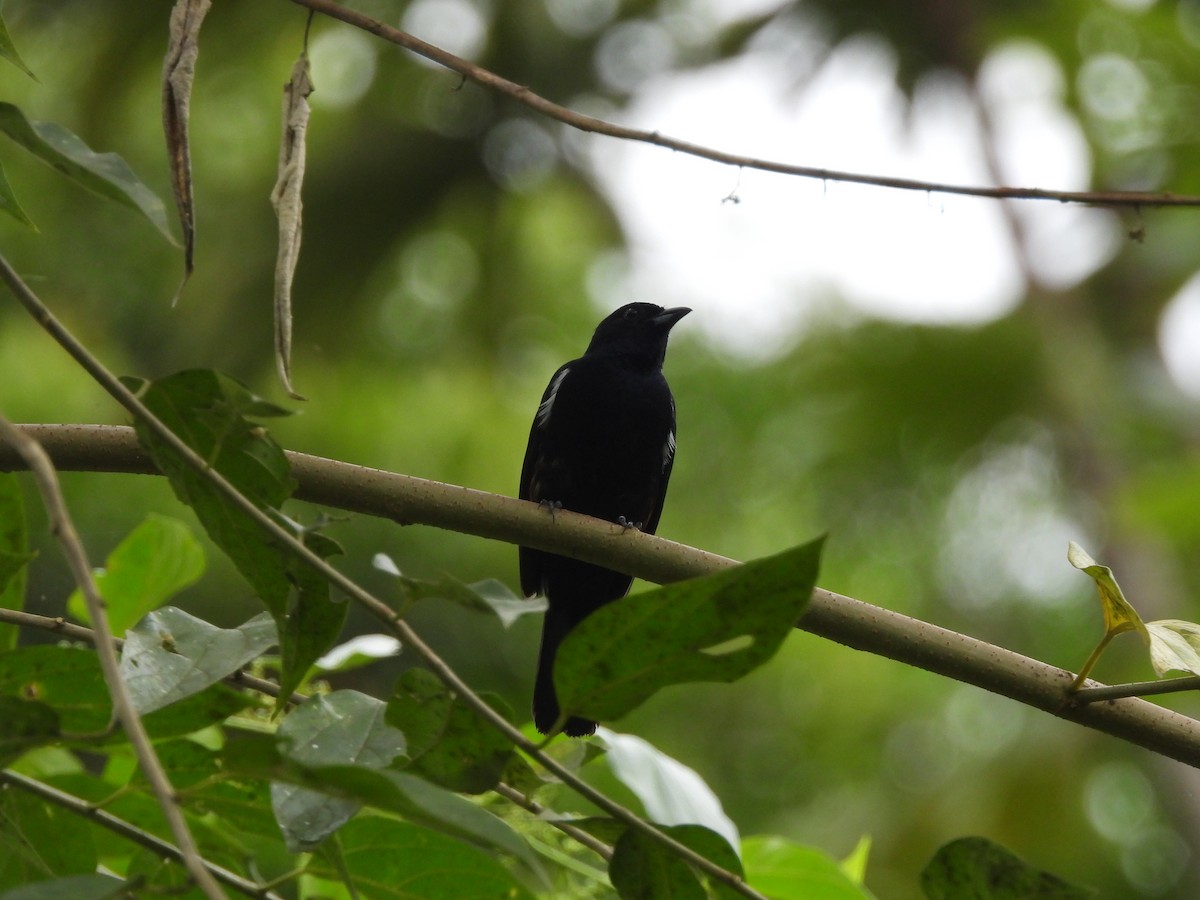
519, 302, 690, 736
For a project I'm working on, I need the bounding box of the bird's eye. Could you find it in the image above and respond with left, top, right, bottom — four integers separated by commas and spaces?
622, 307, 640, 320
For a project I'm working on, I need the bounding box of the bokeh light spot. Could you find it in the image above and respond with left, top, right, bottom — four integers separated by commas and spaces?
309, 28, 378, 109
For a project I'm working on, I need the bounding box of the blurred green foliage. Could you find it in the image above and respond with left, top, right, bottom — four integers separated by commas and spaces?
3, 0, 1200, 896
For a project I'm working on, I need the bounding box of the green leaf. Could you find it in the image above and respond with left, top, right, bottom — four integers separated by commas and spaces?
0, 13, 36, 80
741, 836, 873, 899
123, 370, 344, 702
498, 750, 544, 798
137, 681, 253, 740
329, 767, 542, 874
0, 157, 35, 229
226, 734, 540, 872
0, 788, 97, 891
386, 667, 515, 794
121, 370, 294, 511
0, 696, 59, 766
840, 835, 872, 886
0, 103, 174, 243
920, 836, 1093, 899
279, 528, 348, 701
555, 538, 822, 729
612, 830, 707, 900
122, 853, 193, 898
609, 824, 743, 900
272, 690, 407, 851
0, 646, 111, 734
376, 555, 546, 627
130, 738, 218, 791
0, 472, 33, 651
67, 514, 205, 634
1145, 619, 1200, 677
600, 730, 739, 850
307, 815, 534, 900
279, 692, 407, 767
118, 607, 276, 714
0, 874, 128, 900
142, 739, 281, 840
0, 645, 252, 742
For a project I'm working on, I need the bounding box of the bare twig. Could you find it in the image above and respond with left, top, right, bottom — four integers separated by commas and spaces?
0, 417, 226, 899
7, 423, 1200, 769
494, 781, 614, 861
288, 0, 1200, 211
0, 259, 766, 899
0, 769, 284, 899
1073, 676, 1200, 704
0, 606, 101, 644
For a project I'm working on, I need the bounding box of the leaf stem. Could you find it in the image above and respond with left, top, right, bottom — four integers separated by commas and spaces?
1070, 631, 1117, 692
1072, 676, 1200, 704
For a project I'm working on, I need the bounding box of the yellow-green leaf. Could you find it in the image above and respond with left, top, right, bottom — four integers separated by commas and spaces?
1067, 541, 1147, 642
1145, 619, 1200, 678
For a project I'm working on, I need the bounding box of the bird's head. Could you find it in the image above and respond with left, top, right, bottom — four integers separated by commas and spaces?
584, 302, 691, 367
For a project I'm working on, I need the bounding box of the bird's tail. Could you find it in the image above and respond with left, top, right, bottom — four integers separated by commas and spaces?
533, 604, 597, 737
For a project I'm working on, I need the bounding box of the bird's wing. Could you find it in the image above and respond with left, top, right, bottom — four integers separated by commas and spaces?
640, 394, 676, 537
519, 364, 570, 504
519, 364, 572, 597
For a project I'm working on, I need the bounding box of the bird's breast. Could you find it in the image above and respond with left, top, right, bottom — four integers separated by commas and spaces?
536, 366, 674, 516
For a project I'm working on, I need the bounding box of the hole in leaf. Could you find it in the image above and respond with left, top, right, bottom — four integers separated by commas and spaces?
699, 635, 754, 656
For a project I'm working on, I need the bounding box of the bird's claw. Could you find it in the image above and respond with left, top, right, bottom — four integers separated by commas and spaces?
617, 516, 643, 532
539, 499, 564, 520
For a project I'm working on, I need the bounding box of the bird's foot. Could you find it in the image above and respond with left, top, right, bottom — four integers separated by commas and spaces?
539, 499, 564, 520
617, 516, 643, 532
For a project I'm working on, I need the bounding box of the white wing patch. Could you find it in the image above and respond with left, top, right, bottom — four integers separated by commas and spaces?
536, 367, 570, 428
662, 395, 676, 470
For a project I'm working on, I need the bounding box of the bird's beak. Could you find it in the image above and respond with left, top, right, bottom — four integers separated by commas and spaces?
653, 307, 692, 329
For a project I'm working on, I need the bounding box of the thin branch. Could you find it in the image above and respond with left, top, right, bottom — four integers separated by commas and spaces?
0, 769, 284, 899
0, 260, 765, 899
0, 606, 309, 707
1073, 676, 1200, 704
288, 0, 1200, 210
494, 781, 615, 862
0, 417, 226, 899
0, 606, 104, 645
8, 423, 1200, 769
